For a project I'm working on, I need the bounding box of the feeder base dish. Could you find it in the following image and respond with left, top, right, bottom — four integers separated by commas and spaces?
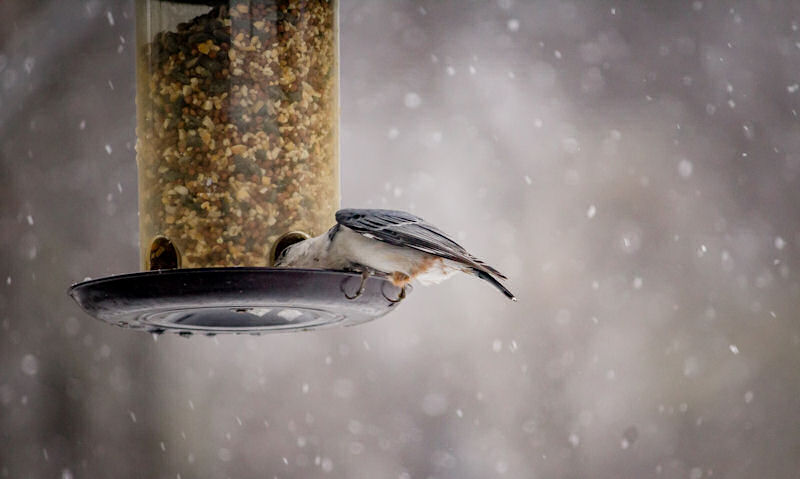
68, 268, 407, 335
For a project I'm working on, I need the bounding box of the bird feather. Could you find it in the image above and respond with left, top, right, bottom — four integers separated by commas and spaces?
336, 209, 508, 280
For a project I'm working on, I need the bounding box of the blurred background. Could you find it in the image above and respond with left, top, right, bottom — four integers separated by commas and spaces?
3, 0, 800, 477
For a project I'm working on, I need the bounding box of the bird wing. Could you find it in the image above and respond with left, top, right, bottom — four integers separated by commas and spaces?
335, 209, 507, 280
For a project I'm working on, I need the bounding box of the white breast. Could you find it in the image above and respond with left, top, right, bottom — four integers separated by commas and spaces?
328, 227, 418, 272
329, 227, 461, 284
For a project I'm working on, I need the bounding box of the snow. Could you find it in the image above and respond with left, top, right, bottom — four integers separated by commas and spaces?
20, 354, 38, 376
620, 230, 642, 253
403, 92, 421, 109
678, 158, 693, 178
5, 2, 799, 477
23, 57, 35, 75
492, 339, 502, 352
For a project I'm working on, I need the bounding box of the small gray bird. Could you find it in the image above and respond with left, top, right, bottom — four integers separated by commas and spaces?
274, 209, 516, 301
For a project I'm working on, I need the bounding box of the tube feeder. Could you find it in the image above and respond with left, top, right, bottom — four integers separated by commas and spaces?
69, 0, 407, 335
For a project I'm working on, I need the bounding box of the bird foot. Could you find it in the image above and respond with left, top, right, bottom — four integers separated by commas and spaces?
344, 270, 371, 300
381, 283, 407, 303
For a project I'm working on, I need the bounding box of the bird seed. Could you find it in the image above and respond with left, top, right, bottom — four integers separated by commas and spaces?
136, 0, 338, 269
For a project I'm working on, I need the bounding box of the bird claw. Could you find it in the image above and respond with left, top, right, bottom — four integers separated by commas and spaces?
344, 270, 371, 300
343, 269, 407, 304
381, 284, 406, 303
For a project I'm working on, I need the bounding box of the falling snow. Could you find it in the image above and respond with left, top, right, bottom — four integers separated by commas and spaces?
403, 92, 421, 109
678, 158, 693, 178
23, 57, 35, 74
4, 2, 799, 477
20, 355, 38, 376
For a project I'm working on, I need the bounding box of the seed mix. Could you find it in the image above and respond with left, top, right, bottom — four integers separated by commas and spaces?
136, 0, 338, 268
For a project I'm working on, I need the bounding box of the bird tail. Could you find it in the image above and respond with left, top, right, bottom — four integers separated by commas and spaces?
473, 269, 517, 301
472, 260, 507, 280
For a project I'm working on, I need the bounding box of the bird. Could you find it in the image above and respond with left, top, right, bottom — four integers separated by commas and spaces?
274, 209, 516, 301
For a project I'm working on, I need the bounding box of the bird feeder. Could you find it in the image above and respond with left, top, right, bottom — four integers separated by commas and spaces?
69, 0, 406, 335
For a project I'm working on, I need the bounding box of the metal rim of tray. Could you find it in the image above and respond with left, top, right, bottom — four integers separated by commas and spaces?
68, 267, 408, 336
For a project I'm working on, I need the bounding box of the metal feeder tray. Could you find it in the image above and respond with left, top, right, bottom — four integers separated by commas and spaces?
68, 268, 408, 336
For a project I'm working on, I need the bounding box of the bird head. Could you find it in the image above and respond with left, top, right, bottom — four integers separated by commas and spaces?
270, 231, 312, 267
271, 232, 330, 268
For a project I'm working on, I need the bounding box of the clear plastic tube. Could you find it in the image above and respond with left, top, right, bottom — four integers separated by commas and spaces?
135, 0, 339, 269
